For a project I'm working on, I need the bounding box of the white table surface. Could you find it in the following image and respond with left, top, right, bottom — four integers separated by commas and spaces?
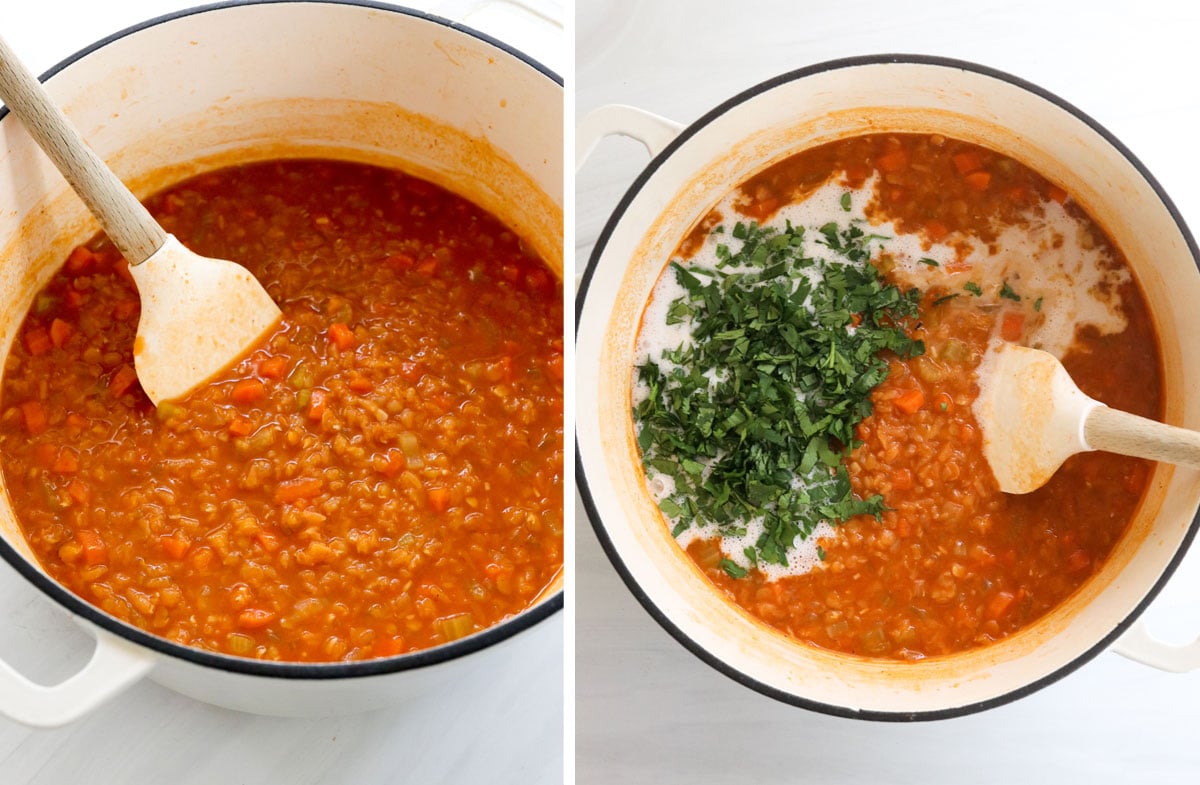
576, 1, 1200, 782
0, 2, 564, 783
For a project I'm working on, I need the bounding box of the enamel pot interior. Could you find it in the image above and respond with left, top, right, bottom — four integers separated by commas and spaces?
576, 56, 1200, 719
0, 0, 563, 685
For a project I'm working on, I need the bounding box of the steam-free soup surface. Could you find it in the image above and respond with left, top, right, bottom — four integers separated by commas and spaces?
0, 160, 564, 661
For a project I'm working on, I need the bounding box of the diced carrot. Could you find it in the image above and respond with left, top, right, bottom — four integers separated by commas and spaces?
20, 400, 47, 435
113, 300, 139, 321
64, 288, 86, 310
924, 219, 949, 240
894, 389, 926, 415
66, 479, 90, 505
52, 449, 79, 475
399, 361, 423, 381
347, 371, 374, 394
159, 535, 190, 560
891, 468, 914, 491
228, 417, 254, 437
24, 326, 52, 356
952, 150, 985, 174
237, 609, 275, 629
1065, 549, 1091, 573
415, 257, 438, 276
109, 364, 139, 397
376, 449, 406, 478
375, 636, 407, 657
274, 477, 323, 504
231, 379, 266, 405
49, 318, 73, 348
486, 356, 513, 383
933, 392, 954, 413
986, 591, 1016, 620
66, 413, 88, 431
500, 263, 521, 282
548, 353, 564, 382
258, 356, 288, 379
959, 423, 978, 443
327, 322, 356, 351
77, 530, 107, 565
427, 487, 450, 513
1046, 183, 1069, 204
876, 148, 908, 173
1000, 311, 1025, 342
64, 245, 96, 275
964, 171, 991, 191
849, 313, 863, 328
306, 389, 327, 421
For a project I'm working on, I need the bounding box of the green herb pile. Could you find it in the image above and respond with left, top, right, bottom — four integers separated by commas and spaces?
634, 219, 924, 577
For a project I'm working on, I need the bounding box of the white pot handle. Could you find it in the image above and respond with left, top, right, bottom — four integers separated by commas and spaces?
575, 104, 683, 291
1112, 620, 1200, 673
576, 104, 684, 172
0, 628, 154, 727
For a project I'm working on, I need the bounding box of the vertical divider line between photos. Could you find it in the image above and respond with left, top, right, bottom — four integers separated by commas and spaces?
562, 1, 578, 782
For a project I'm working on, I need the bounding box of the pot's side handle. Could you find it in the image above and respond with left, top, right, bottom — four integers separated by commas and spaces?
575, 105, 683, 291
0, 630, 154, 727
1112, 621, 1200, 673
576, 105, 684, 172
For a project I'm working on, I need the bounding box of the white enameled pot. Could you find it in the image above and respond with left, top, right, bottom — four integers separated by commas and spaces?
0, 0, 563, 726
575, 55, 1200, 720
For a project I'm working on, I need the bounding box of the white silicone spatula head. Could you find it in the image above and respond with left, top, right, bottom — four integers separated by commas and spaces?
976, 342, 1200, 494
0, 35, 280, 404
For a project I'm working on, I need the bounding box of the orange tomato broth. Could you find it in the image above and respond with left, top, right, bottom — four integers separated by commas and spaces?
0, 160, 563, 662
670, 133, 1161, 659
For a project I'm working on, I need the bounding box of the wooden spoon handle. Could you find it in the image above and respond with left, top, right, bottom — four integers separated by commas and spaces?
0, 36, 164, 264
1084, 405, 1200, 468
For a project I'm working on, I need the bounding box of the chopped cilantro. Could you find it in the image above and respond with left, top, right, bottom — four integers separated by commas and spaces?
816, 545, 826, 561
964, 281, 983, 296
932, 293, 959, 306
634, 220, 921, 572
1034, 296, 1043, 312
999, 280, 1021, 302
918, 257, 939, 267
720, 559, 748, 579
840, 192, 852, 212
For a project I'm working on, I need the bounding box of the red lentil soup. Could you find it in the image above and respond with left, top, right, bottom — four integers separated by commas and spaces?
636, 133, 1161, 660
0, 160, 563, 662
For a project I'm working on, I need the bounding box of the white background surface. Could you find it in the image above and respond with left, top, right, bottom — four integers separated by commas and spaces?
0, 1, 564, 783
576, 1, 1200, 783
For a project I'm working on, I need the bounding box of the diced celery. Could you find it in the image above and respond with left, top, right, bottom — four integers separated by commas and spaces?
434, 613, 475, 642
34, 294, 58, 315
227, 633, 254, 655
693, 539, 723, 570
289, 362, 315, 389
400, 432, 420, 460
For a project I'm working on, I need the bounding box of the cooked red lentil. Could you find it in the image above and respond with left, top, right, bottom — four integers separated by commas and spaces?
638, 133, 1161, 660
0, 160, 563, 662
